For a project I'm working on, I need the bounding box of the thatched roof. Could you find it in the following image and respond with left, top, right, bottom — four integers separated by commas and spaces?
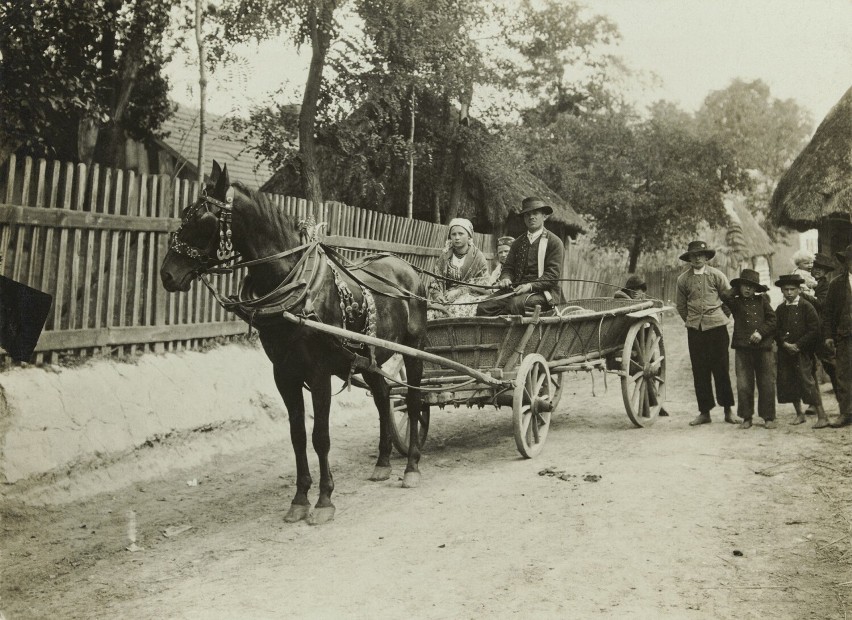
770, 86, 852, 230
725, 198, 774, 258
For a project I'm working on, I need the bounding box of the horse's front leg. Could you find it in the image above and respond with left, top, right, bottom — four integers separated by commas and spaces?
308, 374, 336, 525
274, 365, 312, 523
363, 371, 393, 481
402, 356, 424, 489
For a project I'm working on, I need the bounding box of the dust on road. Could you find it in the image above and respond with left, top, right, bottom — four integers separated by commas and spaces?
2, 319, 851, 619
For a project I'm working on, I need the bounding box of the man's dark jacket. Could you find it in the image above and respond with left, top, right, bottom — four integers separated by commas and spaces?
500, 229, 564, 304
823, 271, 852, 341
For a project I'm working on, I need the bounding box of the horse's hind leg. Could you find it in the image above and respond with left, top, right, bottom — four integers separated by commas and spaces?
364, 371, 393, 481
275, 366, 312, 523
402, 355, 424, 489
308, 374, 336, 525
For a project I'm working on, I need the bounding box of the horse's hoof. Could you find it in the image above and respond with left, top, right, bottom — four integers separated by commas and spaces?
402, 471, 421, 489
307, 505, 336, 526
369, 465, 392, 481
284, 503, 310, 523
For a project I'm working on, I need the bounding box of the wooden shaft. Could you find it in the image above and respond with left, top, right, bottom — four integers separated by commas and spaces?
281, 311, 503, 387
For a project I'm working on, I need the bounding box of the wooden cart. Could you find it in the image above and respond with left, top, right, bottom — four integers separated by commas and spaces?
385, 298, 668, 458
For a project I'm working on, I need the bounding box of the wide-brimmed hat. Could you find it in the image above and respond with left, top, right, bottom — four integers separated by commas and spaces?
519, 197, 553, 216
623, 274, 647, 292
835, 243, 852, 265
731, 268, 768, 293
812, 252, 836, 272
775, 273, 804, 288
679, 240, 716, 262
496, 236, 515, 249
447, 217, 474, 239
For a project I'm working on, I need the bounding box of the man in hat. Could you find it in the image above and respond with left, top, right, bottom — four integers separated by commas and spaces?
721, 269, 777, 429
489, 236, 515, 285
824, 244, 852, 427
807, 252, 840, 403
476, 197, 564, 316
676, 240, 737, 425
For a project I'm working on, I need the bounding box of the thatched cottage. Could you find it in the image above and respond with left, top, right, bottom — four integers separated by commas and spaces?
770, 86, 852, 258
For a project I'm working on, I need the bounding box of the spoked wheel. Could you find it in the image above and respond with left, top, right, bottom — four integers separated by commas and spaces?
512, 354, 554, 458
386, 358, 430, 456
620, 319, 666, 427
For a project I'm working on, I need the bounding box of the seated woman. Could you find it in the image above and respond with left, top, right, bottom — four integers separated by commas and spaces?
428, 218, 489, 319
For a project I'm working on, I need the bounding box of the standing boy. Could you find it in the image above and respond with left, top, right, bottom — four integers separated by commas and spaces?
775, 273, 829, 428
476, 197, 564, 316
722, 269, 777, 429
824, 244, 852, 427
676, 240, 736, 426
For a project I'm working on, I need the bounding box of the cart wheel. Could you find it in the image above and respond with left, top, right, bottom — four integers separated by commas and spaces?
621, 319, 666, 427
513, 354, 554, 458
386, 361, 430, 456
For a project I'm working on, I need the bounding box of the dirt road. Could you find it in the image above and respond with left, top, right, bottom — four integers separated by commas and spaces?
2, 319, 851, 619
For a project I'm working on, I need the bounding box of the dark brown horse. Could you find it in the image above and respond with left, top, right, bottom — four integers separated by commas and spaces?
160, 162, 427, 525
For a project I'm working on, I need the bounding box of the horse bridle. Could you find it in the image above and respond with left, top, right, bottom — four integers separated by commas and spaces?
169, 190, 235, 269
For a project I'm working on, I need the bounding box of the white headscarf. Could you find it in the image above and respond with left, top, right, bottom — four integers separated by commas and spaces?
447, 218, 474, 240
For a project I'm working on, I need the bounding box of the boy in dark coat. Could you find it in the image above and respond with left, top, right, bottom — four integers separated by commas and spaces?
722, 269, 777, 429
825, 244, 852, 427
775, 273, 829, 428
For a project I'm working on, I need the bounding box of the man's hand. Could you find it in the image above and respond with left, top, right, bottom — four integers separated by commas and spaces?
497, 278, 513, 289
782, 342, 799, 354
749, 331, 763, 345
513, 283, 533, 294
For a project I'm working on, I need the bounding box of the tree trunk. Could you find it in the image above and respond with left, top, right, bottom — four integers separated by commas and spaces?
628, 234, 642, 273
444, 87, 473, 222
299, 1, 336, 206
195, 0, 207, 184
432, 193, 441, 225
407, 89, 415, 219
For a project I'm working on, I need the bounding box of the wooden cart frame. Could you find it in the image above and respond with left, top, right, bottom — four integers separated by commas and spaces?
284, 297, 668, 459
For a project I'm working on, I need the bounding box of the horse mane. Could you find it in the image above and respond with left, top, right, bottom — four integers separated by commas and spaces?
231, 181, 300, 246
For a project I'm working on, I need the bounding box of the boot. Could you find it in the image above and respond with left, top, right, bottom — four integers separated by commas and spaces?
813, 405, 830, 429
739, 418, 753, 429
723, 407, 739, 424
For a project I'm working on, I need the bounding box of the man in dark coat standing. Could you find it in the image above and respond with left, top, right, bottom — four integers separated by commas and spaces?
825, 244, 852, 427
476, 197, 564, 316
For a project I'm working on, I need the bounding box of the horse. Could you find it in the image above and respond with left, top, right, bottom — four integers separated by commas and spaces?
160, 162, 427, 525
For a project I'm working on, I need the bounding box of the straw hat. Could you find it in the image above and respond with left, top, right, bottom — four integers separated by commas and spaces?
678, 240, 716, 262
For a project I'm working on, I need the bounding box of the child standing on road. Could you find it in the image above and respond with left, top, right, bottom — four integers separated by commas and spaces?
775, 274, 829, 428
722, 269, 777, 429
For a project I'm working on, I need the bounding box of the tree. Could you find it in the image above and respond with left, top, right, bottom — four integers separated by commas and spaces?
0, 0, 178, 166
213, 0, 344, 204
519, 102, 750, 271
695, 78, 812, 219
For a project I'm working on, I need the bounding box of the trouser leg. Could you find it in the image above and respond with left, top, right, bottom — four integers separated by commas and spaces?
755, 348, 777, 421
735, 349, 755, 420
708, 326, 735, 407
687, 328, 715, 413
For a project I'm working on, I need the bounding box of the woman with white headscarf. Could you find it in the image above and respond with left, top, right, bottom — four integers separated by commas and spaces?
428, 218, 489, 319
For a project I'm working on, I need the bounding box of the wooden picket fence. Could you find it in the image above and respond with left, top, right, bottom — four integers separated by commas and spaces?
0, 155, 503, 365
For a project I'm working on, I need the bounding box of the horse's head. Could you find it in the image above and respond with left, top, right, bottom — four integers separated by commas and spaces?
160, 161, 235, 292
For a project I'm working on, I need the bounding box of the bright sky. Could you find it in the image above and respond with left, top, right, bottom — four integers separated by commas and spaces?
168, 0, 852, 124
